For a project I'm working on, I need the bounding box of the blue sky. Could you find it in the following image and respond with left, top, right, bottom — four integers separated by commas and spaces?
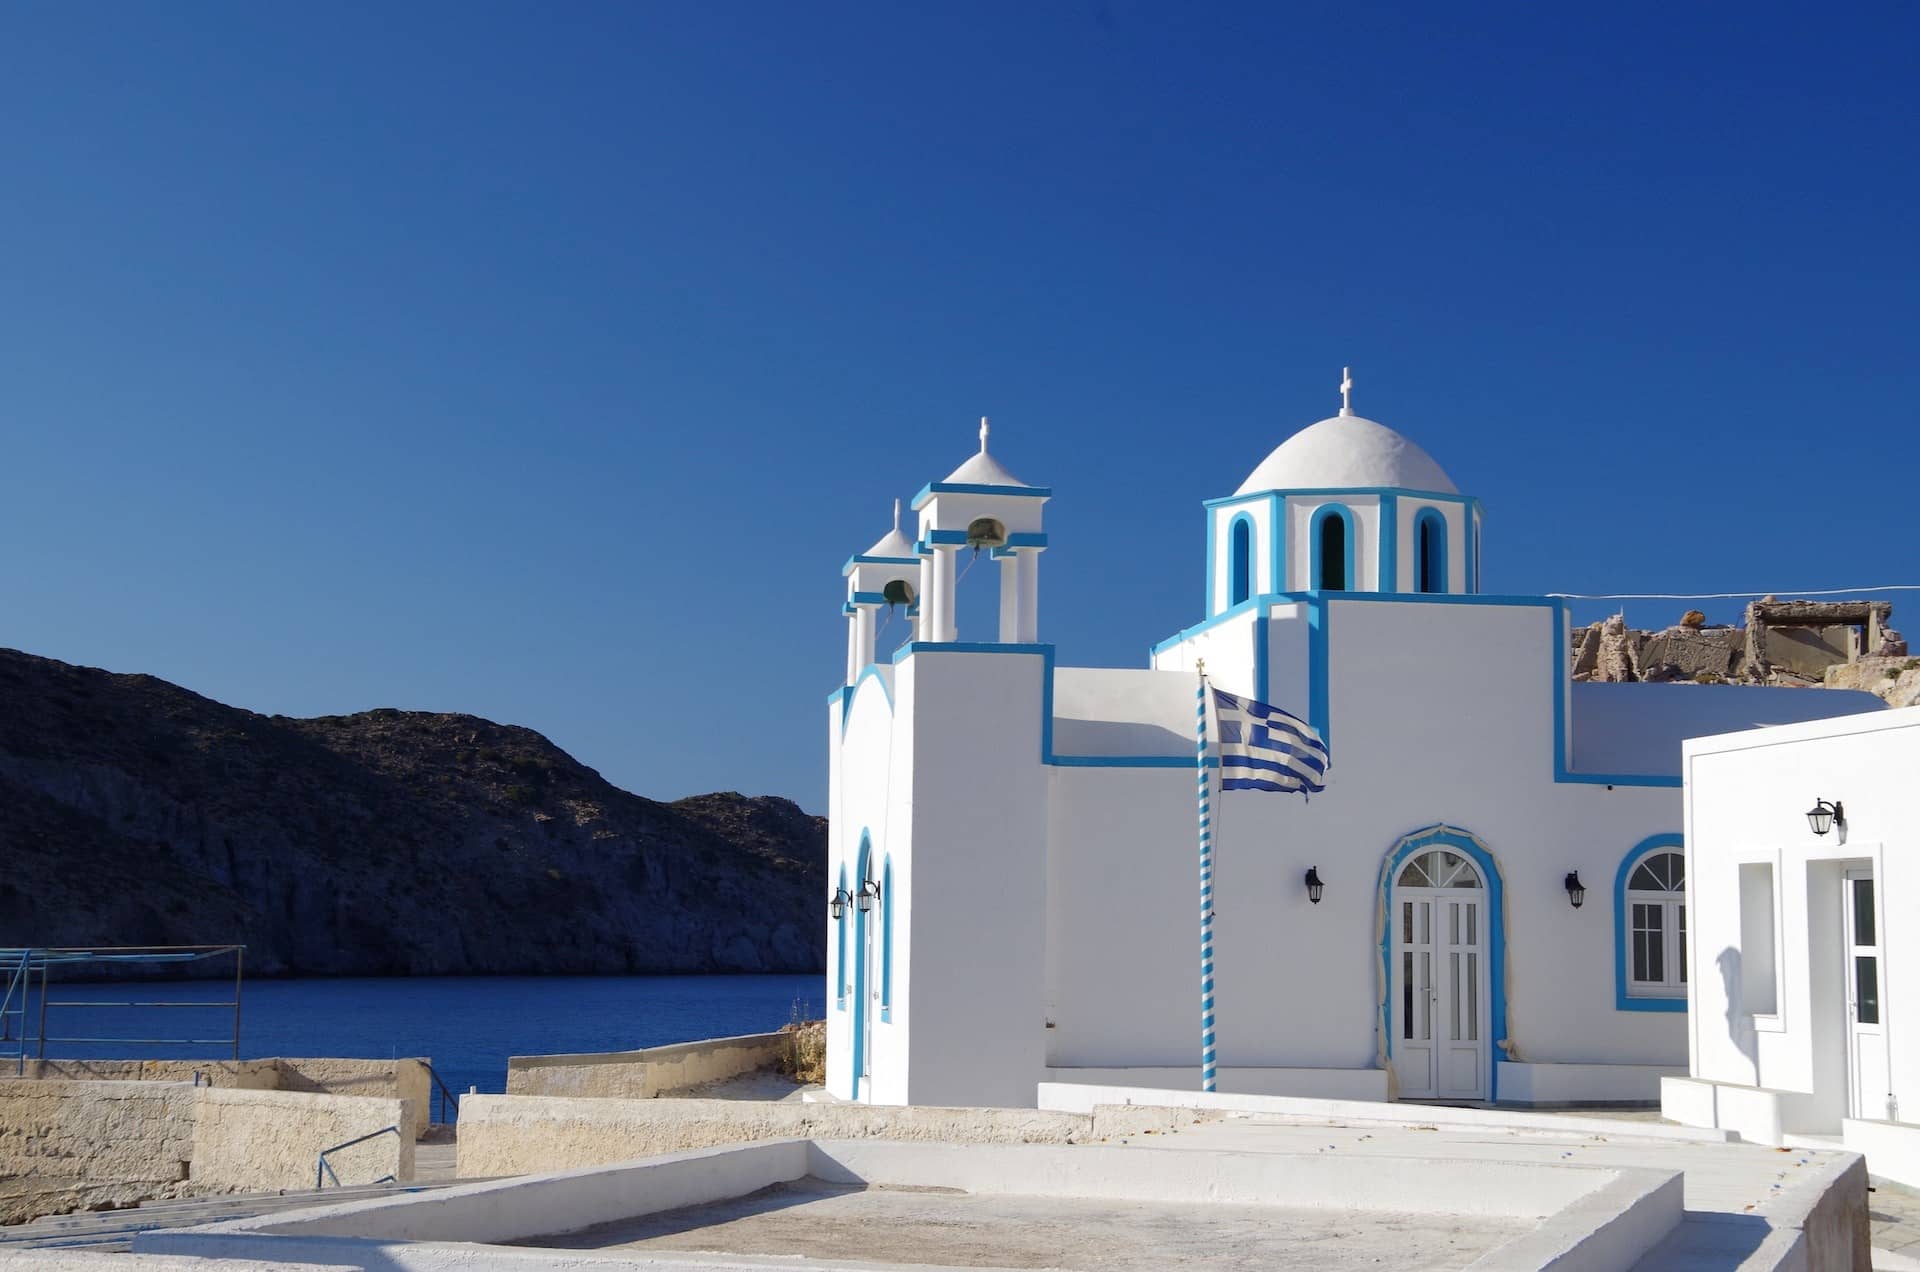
3, 3, 1915, 811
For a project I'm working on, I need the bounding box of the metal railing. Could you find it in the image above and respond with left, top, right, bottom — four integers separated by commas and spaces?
421, 1060, 460, 1124
315, 1125, 401, 1189
0, 946, 245, 1073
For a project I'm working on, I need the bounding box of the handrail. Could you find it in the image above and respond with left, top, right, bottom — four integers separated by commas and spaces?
315, 1125, 401, 1189
420, 1061, 460, 1125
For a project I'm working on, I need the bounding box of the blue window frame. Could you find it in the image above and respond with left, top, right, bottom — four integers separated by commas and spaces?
1415, 509, 1448, 594
1614, 835, 1687, 1011
834, 864, 849, 1009
1228, 514, 1254, 606
880, 856, 895, 1018
1310, 504, 1356, 592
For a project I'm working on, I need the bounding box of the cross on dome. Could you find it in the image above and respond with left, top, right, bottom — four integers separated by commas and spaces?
1339, 367, 1354, 417
979, 416, 990, 452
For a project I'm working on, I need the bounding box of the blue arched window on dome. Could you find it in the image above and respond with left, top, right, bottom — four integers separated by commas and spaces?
1227, 514, 1254, 607
1311, 505, 1355, 592
1415, 509, 1448, 594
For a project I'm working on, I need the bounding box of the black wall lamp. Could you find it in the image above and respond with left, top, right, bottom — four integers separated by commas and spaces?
1304, 867, 1325, 905
856, 877, 882, 913
1564, 871, 1586, 909
828, 886, 853, 920
1807, 799, 1844, 837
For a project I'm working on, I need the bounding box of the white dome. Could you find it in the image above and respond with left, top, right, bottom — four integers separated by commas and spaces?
1235, 413, 1456, 496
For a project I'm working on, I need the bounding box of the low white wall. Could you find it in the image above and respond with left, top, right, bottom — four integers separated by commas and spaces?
455, 1093, 1092, 1178
1038, 1082, 1734, 1143
1046, 1066, 1388, 1101
1844, 1118, 1920, 1190
1497, 1062, 1680, 1107
142, 1141, 810, 1250
505, 1032, 788, 1100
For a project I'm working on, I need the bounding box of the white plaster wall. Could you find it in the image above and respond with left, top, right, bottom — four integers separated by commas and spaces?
896, 649, 1049, 1109
1320, 599, 1685, 1069
1151, 610, 1258, 700
1683, 708, 1920, 1133
1284, 494, 1380, 591
1393, 500, 1467, 594
1050, 668, 1190, 758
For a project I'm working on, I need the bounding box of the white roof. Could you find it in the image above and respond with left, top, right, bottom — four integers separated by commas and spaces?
860, 526, 917, 559
1235, 413, 1456, 496
942, 449, 1029, 487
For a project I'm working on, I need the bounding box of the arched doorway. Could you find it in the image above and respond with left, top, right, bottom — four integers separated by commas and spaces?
1390, 844, 1491, 1099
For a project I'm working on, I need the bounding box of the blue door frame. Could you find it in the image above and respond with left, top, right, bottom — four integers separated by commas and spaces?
849, 835, 872, 1100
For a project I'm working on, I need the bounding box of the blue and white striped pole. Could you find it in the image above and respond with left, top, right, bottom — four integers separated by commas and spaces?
1195, 662, 1217, 1093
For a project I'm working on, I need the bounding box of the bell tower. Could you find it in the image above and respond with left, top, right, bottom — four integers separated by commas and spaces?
910, 418, 1049, 644
841, 500, 919, 682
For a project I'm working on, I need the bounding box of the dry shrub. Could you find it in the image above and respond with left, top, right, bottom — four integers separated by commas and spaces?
779, 1019, 826, 1084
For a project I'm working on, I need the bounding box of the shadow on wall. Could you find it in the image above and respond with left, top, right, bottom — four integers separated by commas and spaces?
1717, 947, 1760, 1080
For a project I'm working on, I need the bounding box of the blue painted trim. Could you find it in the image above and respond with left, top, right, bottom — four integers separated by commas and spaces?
924, 528, 1048, 549
1377, 825, 1509, 1102
1413, 507, 1448, 594
832, 663, 895, 736
1467, 511, 1481, 594
851, 834, 872, 1099
1614, 833, 1688, 1012
1050, 755, 1194, 768
1227, 513, 1255, 607
1204, 506, 1218, 615
1307, 597, 1330, 743
1309, 503, 1356, 592
835, 863, 849, 1012
912, 480, 1053, 509
1383, 496, 1403, 591
1267, 493, 1284, 594
849, 591, 889, 606
1206, 486, 1480, 512
881, 855, 895, 1013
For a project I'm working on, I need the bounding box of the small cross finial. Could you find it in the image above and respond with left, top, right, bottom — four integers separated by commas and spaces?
1339, 367, 1354, 416
892, 498, 901, 532
979, 416, 990, 452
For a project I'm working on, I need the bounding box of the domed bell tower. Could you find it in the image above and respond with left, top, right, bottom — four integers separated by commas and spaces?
911, 418, 1049, 644
842, 500, 920, 682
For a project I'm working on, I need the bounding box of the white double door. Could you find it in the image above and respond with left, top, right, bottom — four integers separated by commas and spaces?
1844, 868, 1888, 1122
1393, 889, 1489, 1100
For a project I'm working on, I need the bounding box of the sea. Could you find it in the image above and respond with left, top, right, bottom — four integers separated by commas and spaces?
3, 974, 822, 1100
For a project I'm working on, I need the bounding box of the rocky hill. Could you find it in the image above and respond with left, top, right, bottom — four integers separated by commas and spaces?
0, 649, 825, 976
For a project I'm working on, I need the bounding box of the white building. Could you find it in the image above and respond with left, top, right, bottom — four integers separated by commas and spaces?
1663, 706, 1920, 1185
826, 382, 1885, 1110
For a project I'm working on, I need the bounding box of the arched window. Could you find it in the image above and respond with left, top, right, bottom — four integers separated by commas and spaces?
880, 857, 895, 1015
1415, 510, 1448, 594
1625, 848, 1686, 999
1228, 515, 1254, 606
1312, 506, 1352, 591
1397, 848, 1484, 890
834, 865, 849, 1008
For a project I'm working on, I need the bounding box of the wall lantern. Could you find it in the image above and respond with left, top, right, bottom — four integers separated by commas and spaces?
828, 887, 853, 920
1303, 867, 1325, 905
856, 877, 882, 913
1807, 799, 1844, 837
1564, 871, 1586, 909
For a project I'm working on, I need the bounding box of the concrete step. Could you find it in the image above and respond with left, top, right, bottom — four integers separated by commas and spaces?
0, 1182, 457, 1252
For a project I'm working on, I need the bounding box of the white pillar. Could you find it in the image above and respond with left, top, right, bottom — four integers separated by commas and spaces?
998, 553, 1019, 644
855, 605, 877, 672
846, 614, 861, 683
919, 553, 940, 647
933, 547, 958, 643
1017, 551, 1040, 643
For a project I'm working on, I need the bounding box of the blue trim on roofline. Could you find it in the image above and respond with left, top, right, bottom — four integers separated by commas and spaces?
924, 529, 1048, 548
1613, 833, 1689, 1012
912, 481, 1053, 509
1204, 503, 1218, 614
1205, 486, 1480, 511
1151, 596, 1262, 656
830, 663, 896, 737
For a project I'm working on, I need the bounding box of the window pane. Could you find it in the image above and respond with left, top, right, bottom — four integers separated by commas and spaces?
1857, 956, 1880, 1025
1402, 953, 1413, 1039
1678, 904, 1687, 984
1450, 952, 1461, 1041
1853, 878, 1876, 948
1467, 952, 1478, 1040
1630, 862, 1660, 891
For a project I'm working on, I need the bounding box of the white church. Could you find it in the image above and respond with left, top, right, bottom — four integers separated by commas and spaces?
825, 377, 1884, 1110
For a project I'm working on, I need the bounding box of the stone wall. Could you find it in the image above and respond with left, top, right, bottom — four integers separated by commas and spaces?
191, 1087, 410, 1193
455, 1093, 1099, 1177
1571, 600, 1906, 687
0, 1080, 195, 1224
8, 1060, 280, 1089
505, 1031, 787, 1100
0, 1079, 411, 1223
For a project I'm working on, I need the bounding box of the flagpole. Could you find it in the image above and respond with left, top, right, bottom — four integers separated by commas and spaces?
1194, 660, 1217, 1094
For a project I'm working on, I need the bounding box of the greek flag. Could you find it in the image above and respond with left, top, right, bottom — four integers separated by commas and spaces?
1211, 688, 1328, 795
